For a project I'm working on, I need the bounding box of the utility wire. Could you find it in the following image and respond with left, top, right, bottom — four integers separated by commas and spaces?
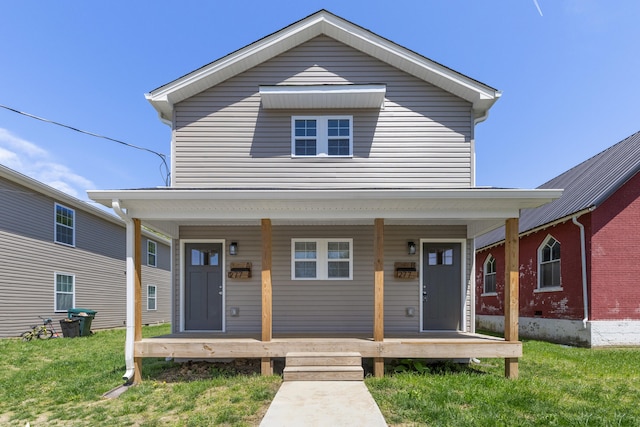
0, 103, 170, 186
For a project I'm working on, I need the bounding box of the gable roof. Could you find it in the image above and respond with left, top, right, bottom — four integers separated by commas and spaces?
146, 9, 501, 123
0, 164, 170, 243
477, 130, 640, 249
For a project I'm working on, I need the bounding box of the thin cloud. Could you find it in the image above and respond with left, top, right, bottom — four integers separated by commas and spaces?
0, 128, 95, 199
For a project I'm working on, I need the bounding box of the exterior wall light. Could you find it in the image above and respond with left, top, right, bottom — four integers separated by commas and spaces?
408, 241, 416, 255
229, 242, 238, 256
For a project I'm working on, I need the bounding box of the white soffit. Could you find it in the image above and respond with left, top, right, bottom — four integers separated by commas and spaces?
259, 84, 386, 109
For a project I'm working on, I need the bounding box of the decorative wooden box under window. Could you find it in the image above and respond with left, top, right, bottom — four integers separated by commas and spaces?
394, 262, 418, 279
228, 262, 252, 279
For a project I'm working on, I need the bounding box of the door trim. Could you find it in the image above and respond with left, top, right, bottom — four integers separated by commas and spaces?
419, 238, 467, 333
179, 239, 226, 332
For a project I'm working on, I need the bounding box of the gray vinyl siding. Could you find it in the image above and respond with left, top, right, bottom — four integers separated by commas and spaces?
173, 36, 473, 189
0, 175, 171, 337
177, 224, 472, 334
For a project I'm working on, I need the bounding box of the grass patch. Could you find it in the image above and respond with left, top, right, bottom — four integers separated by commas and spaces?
0, 324, 280, 426
367, 340, 640, 426
2, 326, 639, 426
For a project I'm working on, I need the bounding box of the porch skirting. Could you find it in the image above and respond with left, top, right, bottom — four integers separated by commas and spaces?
135, 332, 521, 360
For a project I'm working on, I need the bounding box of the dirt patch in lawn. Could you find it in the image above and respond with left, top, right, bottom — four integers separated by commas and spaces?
156, 359, 264, 382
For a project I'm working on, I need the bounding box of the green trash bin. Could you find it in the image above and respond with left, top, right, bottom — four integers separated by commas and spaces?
67, 308, 97, 336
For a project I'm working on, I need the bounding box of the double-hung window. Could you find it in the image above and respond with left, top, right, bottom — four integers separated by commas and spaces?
55, 203, 75, 246
147, 240, 157, 267
538, 236, 561, 289
292, 238, 353, 280
55, 273, 74, 312
147, 285, 157, 311
292, 116, 352, 157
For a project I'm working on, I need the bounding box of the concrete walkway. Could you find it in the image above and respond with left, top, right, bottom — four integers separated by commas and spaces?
259, 381, 388, 426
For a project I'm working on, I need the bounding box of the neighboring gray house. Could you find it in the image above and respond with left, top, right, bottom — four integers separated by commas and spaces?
89, 10, 560, 382
0, 164, 171, 338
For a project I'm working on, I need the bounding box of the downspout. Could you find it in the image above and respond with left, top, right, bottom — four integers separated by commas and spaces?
112, 200, 136, 383
572, 215, 589, 329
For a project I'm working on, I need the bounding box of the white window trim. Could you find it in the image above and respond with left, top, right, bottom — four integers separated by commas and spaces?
482, 254, 498, 296
537, 235, 562, 290
291, 115, 353, 157
147, 284, 157, 311
54, 203, 75, 247
54, 272, 75, 313
291, 238, 353, 280
147, 240, 158, 267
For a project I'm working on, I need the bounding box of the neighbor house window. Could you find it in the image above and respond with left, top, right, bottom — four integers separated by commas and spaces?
147, 240, 157, 267
292, 116, 352, 157
292, 239, 353, 280
55, 203, 75, 246
55, 273, 74, 312
538, 236, 561, 288
484, 255, 497, 294
147, 285, 157, 311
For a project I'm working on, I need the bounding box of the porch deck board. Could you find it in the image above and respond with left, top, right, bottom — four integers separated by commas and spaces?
135, 332, 521, 359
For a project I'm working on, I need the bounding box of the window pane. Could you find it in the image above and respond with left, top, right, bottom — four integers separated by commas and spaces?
295, 119, 316, 136
328, 261, 349, 278
485, 273, 496, 293
551, 241, 561, 260
295, 139, 317, 156
295, 242, 316, 259
56, 225, 73, 245
328, 119, 349, 137
328, 242, 349, 259
295, 261, 316, 278
328, 139, 350, 155
191, 249, 219, 266
56, 293, 73, 311
428, 248, 454, 265
56, 205, 74, 227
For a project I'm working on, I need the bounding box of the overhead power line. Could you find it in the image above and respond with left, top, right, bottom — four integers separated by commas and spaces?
0, 103, 170, 186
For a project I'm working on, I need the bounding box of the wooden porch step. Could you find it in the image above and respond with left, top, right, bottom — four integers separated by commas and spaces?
283, 352, 363, 381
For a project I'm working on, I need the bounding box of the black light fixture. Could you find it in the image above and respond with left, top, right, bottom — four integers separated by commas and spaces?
408, 241, 416, 255
229, 242, 238, 256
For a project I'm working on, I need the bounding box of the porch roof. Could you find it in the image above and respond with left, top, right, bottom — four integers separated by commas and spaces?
88, 187, 562, 239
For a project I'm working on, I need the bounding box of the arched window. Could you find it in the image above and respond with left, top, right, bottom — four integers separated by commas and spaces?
483, 255, 497, 294
538, 236, 561, 288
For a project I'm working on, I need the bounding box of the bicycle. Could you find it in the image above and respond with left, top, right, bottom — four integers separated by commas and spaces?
20, 316, 60, 341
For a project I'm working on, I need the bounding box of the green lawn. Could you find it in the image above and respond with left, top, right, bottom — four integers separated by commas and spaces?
1, 324, 638, 426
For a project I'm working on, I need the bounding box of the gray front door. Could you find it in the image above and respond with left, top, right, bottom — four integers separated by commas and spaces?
422, 242, 462, 331
185, 243, 223, 331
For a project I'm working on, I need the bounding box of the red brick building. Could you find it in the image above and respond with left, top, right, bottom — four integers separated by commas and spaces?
476, 131, 640, 347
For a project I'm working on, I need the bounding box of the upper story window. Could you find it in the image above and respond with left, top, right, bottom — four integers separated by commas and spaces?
147, 240, 158, 267
292, 238, 353, 280
292, 116, 352, 157
55, 203, 75, 246
483, 255, 497, 294
538, 236, 561, 289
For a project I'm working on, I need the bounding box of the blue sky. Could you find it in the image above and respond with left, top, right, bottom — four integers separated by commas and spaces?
1, 1, 638, 203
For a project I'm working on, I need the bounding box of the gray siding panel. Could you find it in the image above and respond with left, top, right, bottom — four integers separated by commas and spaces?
177, 224, 471, 334
0, 175, 171, 337
173, 36, 472, 189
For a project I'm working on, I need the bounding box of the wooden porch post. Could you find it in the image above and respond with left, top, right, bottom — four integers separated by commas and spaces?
504, 217, 519, 379
374, 218, 385, 377
133, 218, 143, 384
261, 219, 273, 375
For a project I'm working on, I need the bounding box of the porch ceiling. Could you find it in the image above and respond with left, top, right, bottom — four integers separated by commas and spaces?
88, 187, 562, 238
